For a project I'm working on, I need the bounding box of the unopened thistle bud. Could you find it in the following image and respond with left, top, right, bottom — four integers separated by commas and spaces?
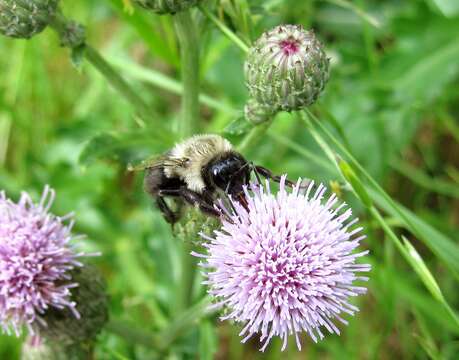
133, 0, 199, 14
40, 265, 109, 345
0, 0, 59, 39
245, 25, 330, 114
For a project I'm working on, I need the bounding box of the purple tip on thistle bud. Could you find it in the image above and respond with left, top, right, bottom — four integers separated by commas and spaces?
0, 186, 93, 338
194, 177, 371, 352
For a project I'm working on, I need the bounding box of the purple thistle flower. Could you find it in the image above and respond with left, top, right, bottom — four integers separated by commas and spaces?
0, 186, 87, 337
194, 177, 371, 351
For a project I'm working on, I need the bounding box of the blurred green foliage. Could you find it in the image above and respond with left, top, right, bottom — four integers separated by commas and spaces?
1, 0, 459, 359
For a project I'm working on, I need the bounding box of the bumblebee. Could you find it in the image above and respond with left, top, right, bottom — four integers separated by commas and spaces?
132, 134, 289, 224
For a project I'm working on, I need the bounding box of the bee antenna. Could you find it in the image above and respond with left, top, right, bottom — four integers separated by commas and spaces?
250, 162, 263, 185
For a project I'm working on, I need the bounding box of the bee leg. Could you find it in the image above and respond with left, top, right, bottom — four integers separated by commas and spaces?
156, 196, 180, 224
254, 165, 304, 188
159, 188, 220, 217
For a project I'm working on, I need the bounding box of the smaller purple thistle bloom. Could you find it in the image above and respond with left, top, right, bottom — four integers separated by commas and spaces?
0, 186, 87, 337
194, 177, 371, 351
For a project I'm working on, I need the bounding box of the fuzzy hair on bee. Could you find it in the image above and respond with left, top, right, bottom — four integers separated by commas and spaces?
165, 134, 233, 193
132, 134, 295, 224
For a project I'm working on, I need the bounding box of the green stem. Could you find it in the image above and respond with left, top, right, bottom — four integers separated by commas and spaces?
300, 111, 459, 330
84, 45, 153, 121
108, 56, 237, 114
199, 4, 278, 153
304, 108, 459, 280
49, 11, 153, 121
106, 296, 213, 352
172, 9, 201, 312
105, 320, 161, 349
370, 207, 459, 329
199, 5, 250, 53
159, 296, 213, 350
238, 121, 272, 152
173, 10, 200, 138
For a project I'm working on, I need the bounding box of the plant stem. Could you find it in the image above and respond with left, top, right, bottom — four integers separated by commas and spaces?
173, 9, 200, 138
105, 320, 161, 349
300, 111, 459, 330
84, 45, 153, 121
172, 9, 201, 313
106, 296, 214, 352
238, 121, 272, 152
199, 5, 249, 53
303, 108, 459, 280
159, 296, 213, 350
108, 56, 237, 114
49, 11, 153, 122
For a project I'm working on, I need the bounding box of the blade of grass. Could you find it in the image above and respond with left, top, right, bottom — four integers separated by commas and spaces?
300, 112, 459, 329
390, 158, 459, 199
108, 56, 237, 114
324, 0, 381, 28
107, 0, 179, 67
369, 189, 459, 280
199, 4, 250, 53
303, 108, 459, 280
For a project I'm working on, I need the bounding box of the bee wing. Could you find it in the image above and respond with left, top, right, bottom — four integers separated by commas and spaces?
127, 154, 185, 172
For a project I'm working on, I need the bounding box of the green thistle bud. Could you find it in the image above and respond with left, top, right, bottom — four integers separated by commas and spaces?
174, 206, 219, 245
133, 0, 199, 14
244, 99, 275, 124
53, 17, 85, 48
0, 0, 59, 39
245, 24, 330, 113
39, 265, 109, 345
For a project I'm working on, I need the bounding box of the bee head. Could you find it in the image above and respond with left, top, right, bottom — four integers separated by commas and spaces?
204, 152, 250, 197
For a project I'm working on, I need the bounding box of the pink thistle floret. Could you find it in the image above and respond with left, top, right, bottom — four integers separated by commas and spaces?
194, 177, 371, 351
0, 186, 87, 337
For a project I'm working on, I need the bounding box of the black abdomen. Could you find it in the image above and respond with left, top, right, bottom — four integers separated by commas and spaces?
144, 167, 186, 196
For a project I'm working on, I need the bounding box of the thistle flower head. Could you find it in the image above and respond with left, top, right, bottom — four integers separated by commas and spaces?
245, 25, 330, 114
0, 0, 59, 39
0, 186, 87, 337
133, 0, 199, 14
195, 177, 371, 351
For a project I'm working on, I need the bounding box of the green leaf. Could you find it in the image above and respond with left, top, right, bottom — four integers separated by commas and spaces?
426, 0, 459, 17
338, 159, 373, 207
108, 56, 237, 114
370, 189, 459, 279
380, 20, 459, 103
395, 38, 459, 101
199, 320, 218, 360
402, 236, 444, 302
70, 44, 86, 70
107, 0, 179, 67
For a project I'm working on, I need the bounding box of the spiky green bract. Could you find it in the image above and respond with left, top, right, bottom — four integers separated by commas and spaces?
133, 0, 199, 14
174, 206, 220, 245
245, 25, 330, 114
39, 265, 109, 345
244, 98, 275, 124
0, 0, 59, 39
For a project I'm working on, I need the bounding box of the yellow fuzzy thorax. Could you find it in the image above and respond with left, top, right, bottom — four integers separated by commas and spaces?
164, 134, 233, 193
